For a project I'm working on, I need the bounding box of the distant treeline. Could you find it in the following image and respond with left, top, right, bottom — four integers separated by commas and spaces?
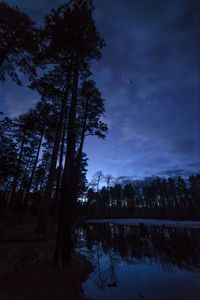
80, 175, 200, 220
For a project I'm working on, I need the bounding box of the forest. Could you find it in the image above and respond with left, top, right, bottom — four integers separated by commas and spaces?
82, 173, 200, 220
0, 1, 200, 268
0, 0, 107, 267
0, 1, 199, 299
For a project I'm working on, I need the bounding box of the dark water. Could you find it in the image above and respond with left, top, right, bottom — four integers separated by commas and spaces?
75, 222, 200, 300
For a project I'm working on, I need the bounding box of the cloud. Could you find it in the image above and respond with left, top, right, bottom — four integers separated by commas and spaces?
114, 175, 136, 184
1, 0, 199, 181
186, 162, 200, 169
154, 160, 200, 177
155, 168, 186, 177
172, 139, 199, 155
107, 158, 133, 164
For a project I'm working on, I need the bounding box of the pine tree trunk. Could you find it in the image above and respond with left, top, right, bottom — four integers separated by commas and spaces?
74, 99, 88, 200
9, 130, 26, 211
54, 108, 68, 215
54, 62, 79, 265
36, 97, 67, 234
19, 129, 44, 223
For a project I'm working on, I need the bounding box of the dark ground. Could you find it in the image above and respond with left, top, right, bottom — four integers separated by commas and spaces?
0, 214, 93, 300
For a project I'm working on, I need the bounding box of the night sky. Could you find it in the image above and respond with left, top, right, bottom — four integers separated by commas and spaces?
1, 0, 199, 181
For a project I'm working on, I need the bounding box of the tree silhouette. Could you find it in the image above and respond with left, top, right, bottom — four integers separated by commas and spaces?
18, 100, 54, 223
32, 68, 69, 233
75, 80, 107, 194
0, 2, 39, 84
9, 111, 37, 211
49, 0, 106, 265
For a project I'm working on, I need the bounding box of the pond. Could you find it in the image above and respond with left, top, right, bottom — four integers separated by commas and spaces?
75, 220, 200, 300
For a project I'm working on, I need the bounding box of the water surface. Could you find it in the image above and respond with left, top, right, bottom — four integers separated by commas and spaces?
76, 222, 200, 300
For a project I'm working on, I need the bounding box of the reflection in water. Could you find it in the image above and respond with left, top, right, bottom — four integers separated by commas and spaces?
75, 223, 200, 300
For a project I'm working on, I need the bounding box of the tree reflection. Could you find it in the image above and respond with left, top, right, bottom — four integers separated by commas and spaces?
76, 223, 200, 273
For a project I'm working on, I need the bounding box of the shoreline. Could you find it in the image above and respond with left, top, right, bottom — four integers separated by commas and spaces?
86, 218, 200, 228
0, 216, 93, 300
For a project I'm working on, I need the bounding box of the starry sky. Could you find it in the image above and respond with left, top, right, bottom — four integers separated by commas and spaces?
1, 0, 200, 181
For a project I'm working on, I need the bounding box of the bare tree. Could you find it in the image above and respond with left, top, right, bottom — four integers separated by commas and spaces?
91, 171, 105, 192
105, 174, 114, 188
